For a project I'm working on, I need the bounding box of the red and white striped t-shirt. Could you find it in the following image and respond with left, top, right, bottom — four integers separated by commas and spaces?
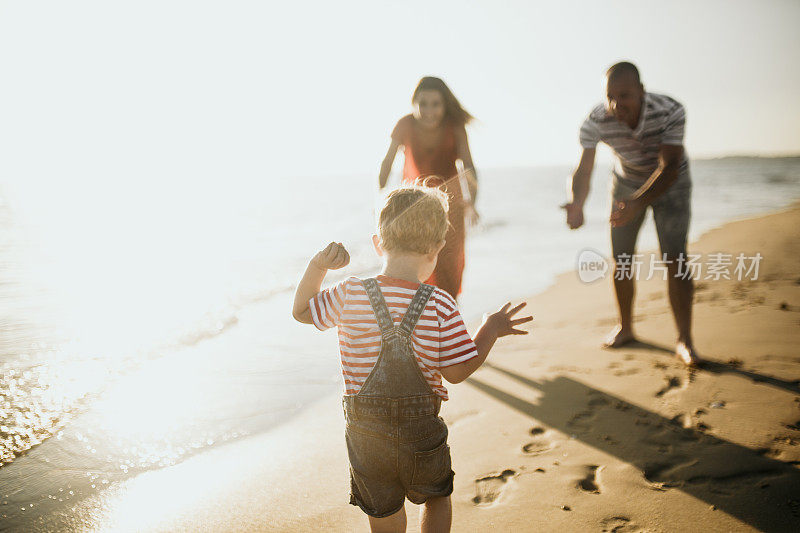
309, 275, 479, 400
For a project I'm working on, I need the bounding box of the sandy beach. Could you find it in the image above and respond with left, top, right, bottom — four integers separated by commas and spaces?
2, 1, 799, 531
39, 203, 800, 532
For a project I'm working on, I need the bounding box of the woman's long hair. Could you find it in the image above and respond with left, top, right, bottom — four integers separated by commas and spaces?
411, 76, 474, 126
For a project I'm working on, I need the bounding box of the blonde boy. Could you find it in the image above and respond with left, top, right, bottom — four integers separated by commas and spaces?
293, 186, 531, 533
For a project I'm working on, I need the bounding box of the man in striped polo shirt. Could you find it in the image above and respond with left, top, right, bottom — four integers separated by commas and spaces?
562, 61, 698, 366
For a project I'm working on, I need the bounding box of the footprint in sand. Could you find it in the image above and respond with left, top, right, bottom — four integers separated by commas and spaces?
684, 469, 785, 497
643, 457, 698, 490
602, 434, 620, 445
773, 434, 799, 446
613, 401, 632, 412
569, 395, 610, 431
523, 426, 554, 455
588, 397, 610, 407
577, 465, 601, 494
696, 422, 712, 432
522, 440, 552, 455
672, 410, 712, 432
600, 516, 640, 532
756, 447, 784, 459
472, 469, 516, 505
567, 410, 596, 432
655, 376, 682, 397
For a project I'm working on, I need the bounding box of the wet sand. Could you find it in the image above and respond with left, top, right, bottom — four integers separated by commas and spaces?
45, 203, 800, 532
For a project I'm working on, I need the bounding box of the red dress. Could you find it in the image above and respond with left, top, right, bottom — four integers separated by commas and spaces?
391, 114, 466, 299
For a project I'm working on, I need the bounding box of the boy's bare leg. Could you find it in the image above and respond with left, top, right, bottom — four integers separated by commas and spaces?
603, 263, 636, 348
420, 495, 452, 533
667, 261, 699, 366
368, 505, 407, 533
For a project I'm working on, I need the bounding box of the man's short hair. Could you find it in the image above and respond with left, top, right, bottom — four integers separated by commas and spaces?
378, 185, 449, 254
606, 62, 640, 84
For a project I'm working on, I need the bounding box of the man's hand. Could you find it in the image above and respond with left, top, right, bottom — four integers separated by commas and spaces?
560, 202, 584, 230
610, 198, 644, 227
311, 242, 350, 271
484, 302, 533, 338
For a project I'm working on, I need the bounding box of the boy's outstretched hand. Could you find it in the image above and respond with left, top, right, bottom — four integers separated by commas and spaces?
485, 302, 533, 337
441, 302, 533, 384
312, 242, 350, 270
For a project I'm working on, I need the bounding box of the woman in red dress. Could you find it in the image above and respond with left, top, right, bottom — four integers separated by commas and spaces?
378, 77, 479, 299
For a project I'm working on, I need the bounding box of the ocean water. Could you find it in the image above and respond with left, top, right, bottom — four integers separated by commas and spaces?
1, 156, 799, 526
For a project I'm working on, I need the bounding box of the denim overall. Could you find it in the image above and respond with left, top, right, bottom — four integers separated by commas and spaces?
342, 278, 454, 518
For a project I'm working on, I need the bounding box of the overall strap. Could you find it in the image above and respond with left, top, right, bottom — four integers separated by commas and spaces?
361, 278, 395, 337
398, 284, 435, 338
356, 279, 439, 400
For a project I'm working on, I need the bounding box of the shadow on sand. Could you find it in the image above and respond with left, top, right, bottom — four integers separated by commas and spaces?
469, 363, 800, 532
613, 338, 800, 395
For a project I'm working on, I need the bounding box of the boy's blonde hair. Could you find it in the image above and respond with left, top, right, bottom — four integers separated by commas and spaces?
378, 185, 449, 254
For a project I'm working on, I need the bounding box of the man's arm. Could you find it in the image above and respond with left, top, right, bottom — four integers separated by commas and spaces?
610, 144, 683, 227
378, 139, 401, 189
630, 144, 683, 204
561, 147, 596, 230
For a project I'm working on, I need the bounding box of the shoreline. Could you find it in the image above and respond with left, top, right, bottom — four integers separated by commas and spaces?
3, 158, 799, 494
29, 200, 800, 532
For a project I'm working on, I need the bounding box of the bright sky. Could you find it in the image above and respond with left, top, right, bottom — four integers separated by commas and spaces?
0, 0, 797, 360
1, 0, 798, 183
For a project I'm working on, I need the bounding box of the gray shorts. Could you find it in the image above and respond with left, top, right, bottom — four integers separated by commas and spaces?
610, 171, 692, 261
343, 398, 453, 518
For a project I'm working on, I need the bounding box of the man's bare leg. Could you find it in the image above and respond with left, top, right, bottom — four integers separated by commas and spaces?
604, 263, 636, 348
420, 495, 452, 533
368, 505, 407, 533
667, 261, 699, 366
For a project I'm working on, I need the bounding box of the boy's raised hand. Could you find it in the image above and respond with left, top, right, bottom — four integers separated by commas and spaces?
485, 302, 533, 337
312, 242, 350, 271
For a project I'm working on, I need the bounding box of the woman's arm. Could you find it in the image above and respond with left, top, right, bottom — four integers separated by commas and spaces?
455, 126, 478, 203
379, 139, 401, 189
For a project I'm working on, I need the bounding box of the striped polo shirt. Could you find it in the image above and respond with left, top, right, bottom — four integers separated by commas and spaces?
309, 275, 479, 400
580, 92, 689, 181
